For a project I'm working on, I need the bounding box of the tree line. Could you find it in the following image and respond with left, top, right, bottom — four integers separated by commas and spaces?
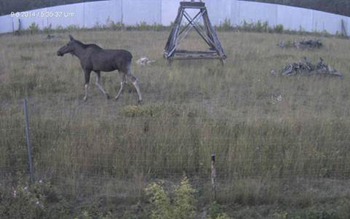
1, 0, 350, 17
241, 0, 350, 17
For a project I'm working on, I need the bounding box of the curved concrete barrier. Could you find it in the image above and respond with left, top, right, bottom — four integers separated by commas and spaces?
0, 0, 349, 35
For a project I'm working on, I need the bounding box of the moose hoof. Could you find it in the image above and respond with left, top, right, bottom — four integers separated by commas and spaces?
106, 94, 110, 100
83, 96, 88, 102
138, 100, 143, 105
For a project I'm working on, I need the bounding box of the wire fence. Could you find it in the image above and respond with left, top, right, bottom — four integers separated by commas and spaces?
2, 98, 350, 201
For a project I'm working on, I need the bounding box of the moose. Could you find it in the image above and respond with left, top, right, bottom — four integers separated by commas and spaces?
57, 35, 142, 103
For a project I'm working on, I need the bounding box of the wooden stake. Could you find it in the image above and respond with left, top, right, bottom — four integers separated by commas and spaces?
23, 98, 35, 184
341, 20, 348, 38
211, 153, 217, 200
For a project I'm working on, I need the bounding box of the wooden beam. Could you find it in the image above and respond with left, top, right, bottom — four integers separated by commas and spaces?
164, 1, 226, 63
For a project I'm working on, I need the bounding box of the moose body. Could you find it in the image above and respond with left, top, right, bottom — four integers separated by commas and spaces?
57, 35, 142, 103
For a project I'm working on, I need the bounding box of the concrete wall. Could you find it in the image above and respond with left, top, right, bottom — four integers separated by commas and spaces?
205, 0, 232, 26
238, 1, 277, 27
312, 10, 349, 34
46, 4, 84, 28
122, 0, 161, 25
17, 8, 49, 30
0, 0, 349, 35
83, 0, 122, 27
0, 15, 13, 33
277, 5, 313, 31
161, 0, 179, 26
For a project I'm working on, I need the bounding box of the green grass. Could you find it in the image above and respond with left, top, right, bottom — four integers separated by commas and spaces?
1, 30, 350, 218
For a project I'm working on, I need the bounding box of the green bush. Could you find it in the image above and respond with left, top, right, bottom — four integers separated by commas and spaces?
146, 175, 231, 219
145, 181, 173, 219
93, 22, 103, 30
255, 21, 269, 32
28, 22, 39, 34
274, 24, 284, 33
173, 175, 197, 219
217, 19, 233, 31
107, 20, 125, 31
43, 24, 52, 34
66, 24, 80, 31
237, 20, 270, 33
0, 177, 70, 219
146, 175, 197, 219
240, 20, 253, 31
137, 21, 150, 31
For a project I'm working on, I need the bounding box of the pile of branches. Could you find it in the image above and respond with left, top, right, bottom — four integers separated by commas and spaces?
281, 57, 342, 77
278, 38, 323, 49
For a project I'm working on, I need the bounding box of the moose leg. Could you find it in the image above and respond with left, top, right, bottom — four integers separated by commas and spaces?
115, 73, 126, 101
95, 71, 110, 99
126, 71, 142, 104
83, 70, 91, 102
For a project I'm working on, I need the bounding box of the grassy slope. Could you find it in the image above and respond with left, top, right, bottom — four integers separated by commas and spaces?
1, 30, 350, 218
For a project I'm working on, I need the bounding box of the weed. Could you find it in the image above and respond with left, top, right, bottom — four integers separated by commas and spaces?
217, 19, 233, 32
146, 175, 230, 219
28, 22, 39, 34
274, 24, 284, 33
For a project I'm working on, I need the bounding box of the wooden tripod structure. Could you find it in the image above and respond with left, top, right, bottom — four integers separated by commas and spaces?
164, 1, 226, 64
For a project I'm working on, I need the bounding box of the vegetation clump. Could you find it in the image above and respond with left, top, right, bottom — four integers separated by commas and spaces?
146, 175, 231, 219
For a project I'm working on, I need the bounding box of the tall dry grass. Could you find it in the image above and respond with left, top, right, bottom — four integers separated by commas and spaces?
1, 30, 350, 207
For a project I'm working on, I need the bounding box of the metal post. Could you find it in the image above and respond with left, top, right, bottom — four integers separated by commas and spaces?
23, 98, 34, 184
211, 153, 217, 200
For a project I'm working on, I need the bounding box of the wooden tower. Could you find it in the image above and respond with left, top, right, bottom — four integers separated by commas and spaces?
164, 1, 226, 64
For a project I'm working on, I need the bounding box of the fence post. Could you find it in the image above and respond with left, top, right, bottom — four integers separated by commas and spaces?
23, 98, 35, 184
341, 19, 348, 38
211, 153, 217, 201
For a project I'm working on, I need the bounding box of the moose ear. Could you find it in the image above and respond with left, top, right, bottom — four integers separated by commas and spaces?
69, 35, 74, 41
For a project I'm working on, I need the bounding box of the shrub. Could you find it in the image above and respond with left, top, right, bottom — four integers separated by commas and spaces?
66, 24, 80, 31
28, 22, 39, 34
146, 175, 231, 219
274, 24, 284, 33
173, 175, 197, 219
152, 23, 167, 31
255, 21, 269, 32
107, 20, 125, 31
145, 181, 172, 219
238, 20, 270, 33
240, 20, 253, 31
218, 19, 232, 31
43, 24, 52, 34
93, 22, 103, 30
0, 177, 70, 219
146, 175, 196, 219
137, 21, 150, 31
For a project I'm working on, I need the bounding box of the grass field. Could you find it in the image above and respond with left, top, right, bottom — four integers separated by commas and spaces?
1, 30, 350, 218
